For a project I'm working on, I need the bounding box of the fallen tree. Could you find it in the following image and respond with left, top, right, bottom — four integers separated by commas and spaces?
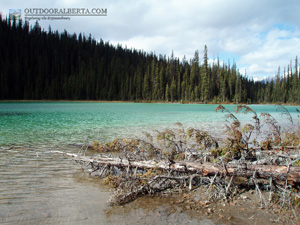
51, 147, 300, 207
52, 150, 300, 184
52, 105, 300, 209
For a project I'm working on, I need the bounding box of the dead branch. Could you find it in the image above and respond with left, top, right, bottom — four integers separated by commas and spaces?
52, 150, 300, 184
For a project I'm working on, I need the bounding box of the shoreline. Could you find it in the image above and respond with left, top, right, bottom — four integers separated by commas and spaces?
1, 99, 300, 106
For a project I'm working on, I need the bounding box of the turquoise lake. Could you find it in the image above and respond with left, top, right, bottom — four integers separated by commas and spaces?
0, 102, 299, 224
0, 102, 299, 148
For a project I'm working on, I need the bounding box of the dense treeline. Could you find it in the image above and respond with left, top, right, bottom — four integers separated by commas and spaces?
0, 16, 299, 103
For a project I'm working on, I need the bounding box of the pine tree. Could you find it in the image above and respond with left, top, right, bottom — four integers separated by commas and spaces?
234, 74, 242, 103
201, 45, 210, 102
143, 66, 151, 100
219, 71, 227, 102
165, 83, 170, 101
159, 66, 165, 101
0, 16, 297, 103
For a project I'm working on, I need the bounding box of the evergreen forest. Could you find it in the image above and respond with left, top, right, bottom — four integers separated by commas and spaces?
0, 16, 299, 103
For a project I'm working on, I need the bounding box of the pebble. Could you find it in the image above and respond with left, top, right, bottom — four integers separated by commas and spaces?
207, 208, 213, 214
185, 205, 191, 210
199, 200, 210, 206
241, 195, 248, 200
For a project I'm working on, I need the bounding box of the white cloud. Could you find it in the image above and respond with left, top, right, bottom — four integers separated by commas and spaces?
239, 26, 300, 79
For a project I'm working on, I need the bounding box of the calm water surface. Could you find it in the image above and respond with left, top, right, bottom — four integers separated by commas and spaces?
0, 102, 299, 224
0, 102, 229, 147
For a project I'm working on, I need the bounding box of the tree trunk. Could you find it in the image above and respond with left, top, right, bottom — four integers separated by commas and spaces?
52, 151, 300, 184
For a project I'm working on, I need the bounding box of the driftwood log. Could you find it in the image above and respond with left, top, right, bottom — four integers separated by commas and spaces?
52, 151, 300, 184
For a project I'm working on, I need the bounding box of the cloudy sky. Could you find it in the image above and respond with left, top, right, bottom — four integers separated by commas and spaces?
2, 0, 300, 80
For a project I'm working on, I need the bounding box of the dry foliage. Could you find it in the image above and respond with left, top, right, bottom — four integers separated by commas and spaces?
57, 104, 300, 215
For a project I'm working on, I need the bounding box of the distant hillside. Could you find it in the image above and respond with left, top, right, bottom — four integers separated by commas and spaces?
0, 15, 298, 103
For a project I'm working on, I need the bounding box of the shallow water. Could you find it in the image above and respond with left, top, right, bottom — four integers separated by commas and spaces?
0, 102, 298, 224
0, 146, 107, 224
0, 146, 215, 225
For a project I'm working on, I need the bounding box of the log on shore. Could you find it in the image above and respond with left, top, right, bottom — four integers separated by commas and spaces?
52, 151, 300, 184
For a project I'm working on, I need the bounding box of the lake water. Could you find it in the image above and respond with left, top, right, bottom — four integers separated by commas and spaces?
0, 102, 230, 148
0, 102, 299, 224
